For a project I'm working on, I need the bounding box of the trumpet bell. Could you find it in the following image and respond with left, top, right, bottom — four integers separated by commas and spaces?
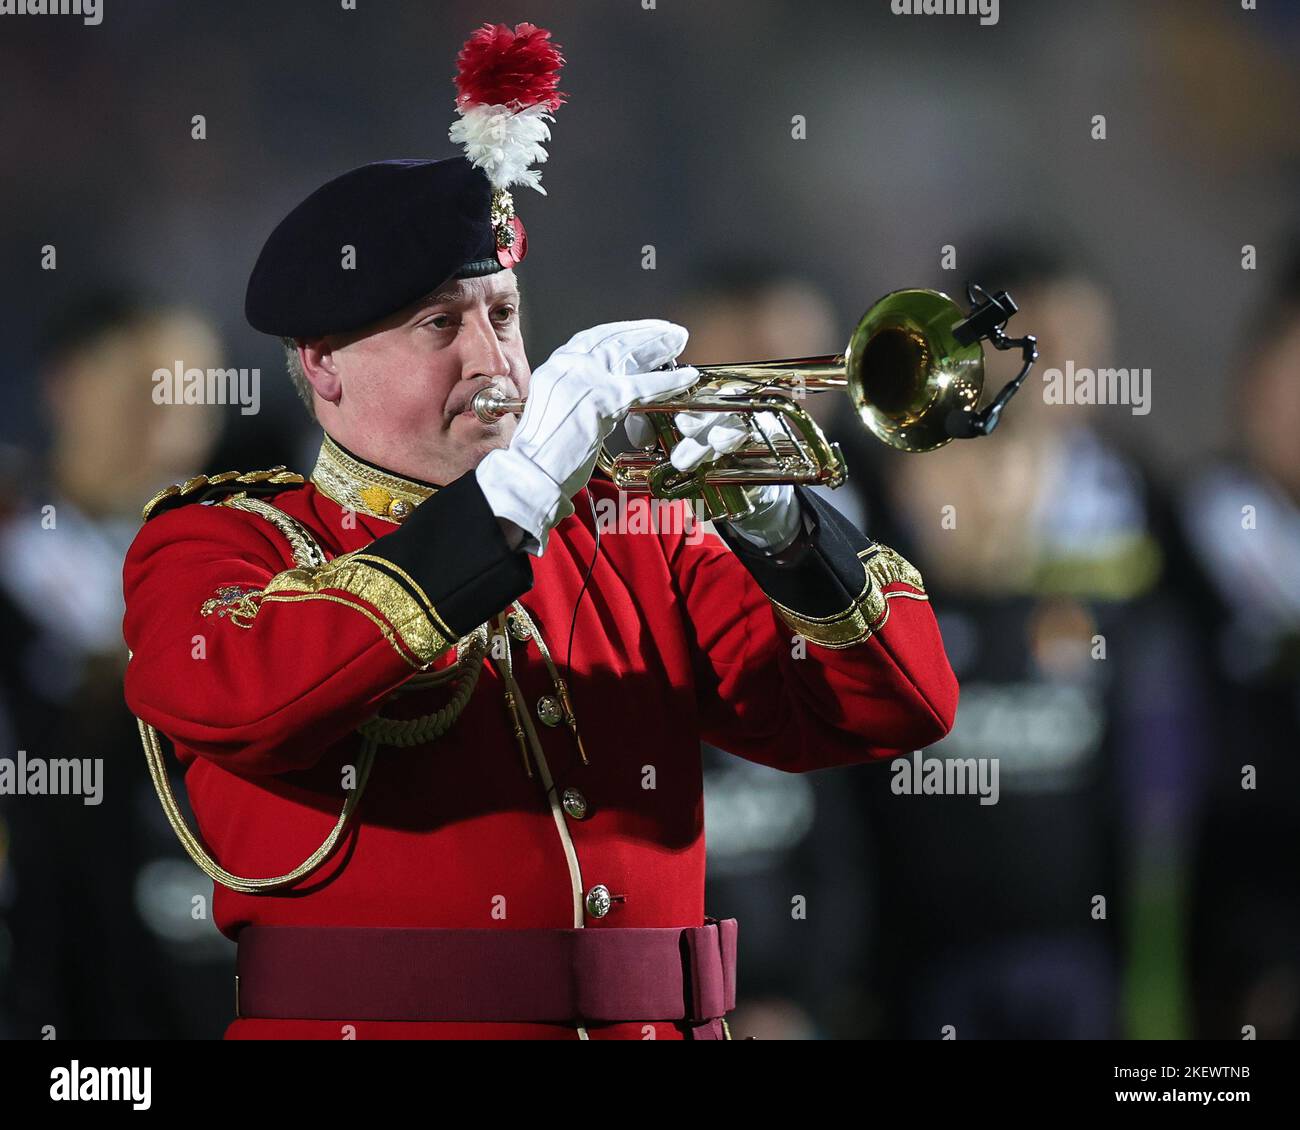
848, 288, 985, 453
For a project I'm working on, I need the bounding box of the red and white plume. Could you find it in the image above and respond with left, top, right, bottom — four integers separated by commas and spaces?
449, 22, 567, 196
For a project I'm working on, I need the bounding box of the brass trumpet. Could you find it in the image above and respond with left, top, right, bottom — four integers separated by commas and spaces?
471, 284, 1037, 521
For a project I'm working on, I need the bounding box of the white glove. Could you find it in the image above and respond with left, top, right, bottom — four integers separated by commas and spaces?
476, 320, 699, 554
625, 391, 802, 553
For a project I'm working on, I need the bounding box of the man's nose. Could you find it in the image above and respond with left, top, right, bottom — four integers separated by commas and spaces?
460, 311, 511, 381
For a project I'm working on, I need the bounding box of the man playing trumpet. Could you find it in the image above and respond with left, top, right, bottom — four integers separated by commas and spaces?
123, 22, 957, 1040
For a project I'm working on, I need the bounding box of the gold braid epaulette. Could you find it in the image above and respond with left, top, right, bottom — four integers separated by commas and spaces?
140, 467, 305, 523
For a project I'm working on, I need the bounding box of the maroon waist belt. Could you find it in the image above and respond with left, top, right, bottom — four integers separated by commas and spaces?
235, 919, 738, 1025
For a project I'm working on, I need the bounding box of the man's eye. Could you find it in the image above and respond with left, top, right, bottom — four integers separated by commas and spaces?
493, 305, 517, 323
427, 315, 455, 330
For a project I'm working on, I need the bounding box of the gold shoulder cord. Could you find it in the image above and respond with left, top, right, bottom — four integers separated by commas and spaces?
134, 491, 484, 894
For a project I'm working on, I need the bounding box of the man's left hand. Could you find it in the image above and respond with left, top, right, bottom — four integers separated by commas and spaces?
626, 401, 803, 553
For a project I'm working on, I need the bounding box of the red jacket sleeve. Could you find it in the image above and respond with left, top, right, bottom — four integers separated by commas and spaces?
123, 475, 530, 777
661, 487, 958, 772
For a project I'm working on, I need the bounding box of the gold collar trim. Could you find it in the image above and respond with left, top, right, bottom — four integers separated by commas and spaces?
311, 434, 437, 523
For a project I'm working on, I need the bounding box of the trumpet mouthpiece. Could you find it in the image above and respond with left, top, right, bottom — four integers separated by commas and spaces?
471, 387, 523, 423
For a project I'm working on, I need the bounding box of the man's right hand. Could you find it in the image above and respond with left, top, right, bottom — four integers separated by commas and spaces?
476, 320, 699, 554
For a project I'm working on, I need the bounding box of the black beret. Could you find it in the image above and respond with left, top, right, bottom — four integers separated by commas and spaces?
245, 158, 509, 340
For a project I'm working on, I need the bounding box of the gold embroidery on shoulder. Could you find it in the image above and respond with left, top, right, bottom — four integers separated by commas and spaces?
141, 467, 304, 522
220, 496, 326, 569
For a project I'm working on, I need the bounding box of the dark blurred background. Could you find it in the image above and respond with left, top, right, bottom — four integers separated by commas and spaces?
0, 0, 1297, 1039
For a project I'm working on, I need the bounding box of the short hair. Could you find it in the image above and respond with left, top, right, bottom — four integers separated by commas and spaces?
960, 234, 1094, 296
1238, 233, 1300, 372
280, 337, 316, 420
37, 288, 154, 365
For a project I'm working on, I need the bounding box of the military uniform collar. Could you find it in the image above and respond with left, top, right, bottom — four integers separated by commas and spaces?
310, 434, 438, 524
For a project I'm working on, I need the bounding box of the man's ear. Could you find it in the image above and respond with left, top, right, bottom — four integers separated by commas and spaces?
299, 337, 342, 404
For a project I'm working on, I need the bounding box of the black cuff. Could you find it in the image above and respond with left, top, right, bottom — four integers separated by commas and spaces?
717, 486, 874, 618
363, 472, 533, 637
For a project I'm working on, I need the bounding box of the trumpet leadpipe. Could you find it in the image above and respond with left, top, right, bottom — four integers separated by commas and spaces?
469, 370, 842, 426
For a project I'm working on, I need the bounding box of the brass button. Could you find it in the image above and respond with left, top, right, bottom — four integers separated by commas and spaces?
536, 694, 563, 727
387, 498, 413, 522
561, 787, 588, 820
585, 884, 612, 919
508, 614, 532, 642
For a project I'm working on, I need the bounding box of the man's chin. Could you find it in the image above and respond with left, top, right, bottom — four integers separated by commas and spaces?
451, 422, 511, 473
385, 415, 512, 485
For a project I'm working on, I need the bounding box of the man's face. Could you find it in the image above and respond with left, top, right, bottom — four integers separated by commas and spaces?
308, 270, 530, 485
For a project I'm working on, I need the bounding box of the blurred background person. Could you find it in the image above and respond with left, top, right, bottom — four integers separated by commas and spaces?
666, 262, 879, 1039
826, 242, 1203, 1038
0, 293, 233, 1038
1179, 242, 1300, 1041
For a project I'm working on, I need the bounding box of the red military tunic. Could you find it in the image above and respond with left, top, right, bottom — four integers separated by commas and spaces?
122, 435, 958, 1039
